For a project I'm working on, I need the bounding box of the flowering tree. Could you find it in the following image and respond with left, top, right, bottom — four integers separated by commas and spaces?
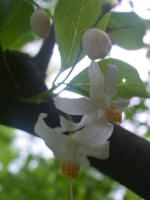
0, 0, 150, 199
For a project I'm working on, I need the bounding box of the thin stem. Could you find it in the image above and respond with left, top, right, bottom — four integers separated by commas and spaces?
92, 4, 111, 27
70, 178, 73, 200
61, 46, 82, 84
61, 82, 89, 96
51, 69, 63, 89
53, 45, 82, 89
19, 88, 55, 104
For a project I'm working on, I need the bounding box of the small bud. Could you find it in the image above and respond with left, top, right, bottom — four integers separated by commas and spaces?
82, 28, 112, 60
107, 0, 118, 8
30, 9, 51, 38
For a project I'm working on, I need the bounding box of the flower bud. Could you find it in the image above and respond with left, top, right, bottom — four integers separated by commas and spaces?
30, 9, 51, 38
107, 0, 118, 8
82, 28, 112, 60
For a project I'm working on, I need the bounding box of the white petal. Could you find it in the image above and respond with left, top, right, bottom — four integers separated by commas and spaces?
34, 113, 68, 159
85, 141, 110, 160
54, 97, 94, 115
79, 111, 97, 126
60, 116, 83, 131
112, 99, 129, 110
105, 64, 118, 98
81, 110, 106, 125
73, 121, 113, 147
88, 61, 104, 100
76, 150, 90, 167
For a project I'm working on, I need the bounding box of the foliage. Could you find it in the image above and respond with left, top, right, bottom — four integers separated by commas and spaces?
107, 12, 146, 49
0, 0, 35, 50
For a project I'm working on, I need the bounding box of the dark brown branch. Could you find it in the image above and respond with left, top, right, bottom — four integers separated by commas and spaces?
0, 46, 20, 98
89, 125, 150, 199
33, 23, 55, 73
4, 50, 47, 97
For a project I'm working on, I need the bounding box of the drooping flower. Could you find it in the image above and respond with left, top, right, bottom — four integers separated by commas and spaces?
34, 113, 113, 178
30, 9, 51, 38
82, 28, 112, 60
54, 61, 129, 124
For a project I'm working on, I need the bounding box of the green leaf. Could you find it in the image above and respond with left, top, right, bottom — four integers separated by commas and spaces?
107, 12, 146, 49
67, 67, 89, 96
124, 189, 141, 200
12, 32, 35, 50
0, 0, 34, 49
54, 0, 108, 70
0, 0, 18, 27
100, 58, 148, 98
67, 58, 148, 99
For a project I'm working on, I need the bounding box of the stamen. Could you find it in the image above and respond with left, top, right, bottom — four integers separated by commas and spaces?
70, 177, 73, 200
61, 161, 80, 179
105, 105, 122, 123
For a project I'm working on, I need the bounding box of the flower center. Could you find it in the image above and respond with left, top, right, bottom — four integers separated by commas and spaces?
105, 105, 122, 123
61, 161, 80, 179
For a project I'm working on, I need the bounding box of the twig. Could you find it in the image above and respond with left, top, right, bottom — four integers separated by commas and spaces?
33, 23, 56, 73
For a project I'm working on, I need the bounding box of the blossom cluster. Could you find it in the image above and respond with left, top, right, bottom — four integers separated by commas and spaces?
35, 28, 129, 179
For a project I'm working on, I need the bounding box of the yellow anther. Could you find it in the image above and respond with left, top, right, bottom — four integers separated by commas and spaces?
105, 105, 122, 123
61, 161, 80, 179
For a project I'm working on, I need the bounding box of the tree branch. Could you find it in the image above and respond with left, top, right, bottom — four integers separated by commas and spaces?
89, 125, 150, 199
33, 23, 56, 73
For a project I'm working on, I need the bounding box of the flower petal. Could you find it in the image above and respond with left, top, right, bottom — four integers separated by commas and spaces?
105, 64, 118, 98
88, 61, 104, 100
79, 111, 98, 126
60, 116, 83, 131
76, 150, 90, 167
34, 113, 68, 159
85, 141, 110, 159
73, 121, 113, 147
54, 97, 94, 115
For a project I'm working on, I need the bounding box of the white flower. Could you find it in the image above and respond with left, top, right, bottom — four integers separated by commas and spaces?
82, 28, 112, 60
54, 61, 129, 123
30, 9, 51, 38
34, 113, 113, 178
